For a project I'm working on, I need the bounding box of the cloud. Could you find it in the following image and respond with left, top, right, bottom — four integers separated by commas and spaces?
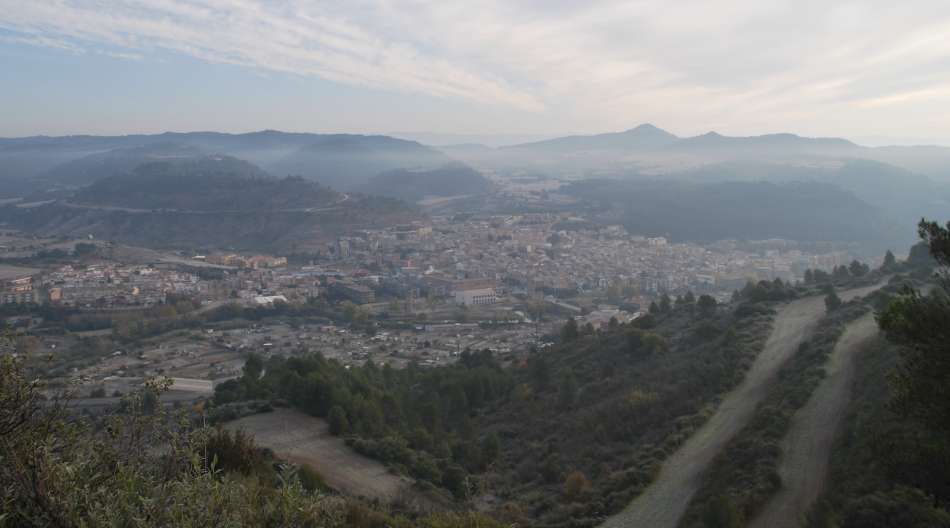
2, 0, 950, 134
0, 0, 546, 112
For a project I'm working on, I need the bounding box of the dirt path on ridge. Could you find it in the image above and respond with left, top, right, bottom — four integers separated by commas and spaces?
750, 313, 877, 528
600, 282, 887, 528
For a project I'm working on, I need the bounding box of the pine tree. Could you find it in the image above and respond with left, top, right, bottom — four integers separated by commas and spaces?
561, 316, 580, 341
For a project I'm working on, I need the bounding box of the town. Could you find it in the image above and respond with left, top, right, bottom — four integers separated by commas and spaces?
1, 214, 859, 403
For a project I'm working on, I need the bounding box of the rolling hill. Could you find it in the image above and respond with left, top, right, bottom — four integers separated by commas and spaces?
0, 157, 426, 253
361, 164, 499, 202
560, 178, 913, 256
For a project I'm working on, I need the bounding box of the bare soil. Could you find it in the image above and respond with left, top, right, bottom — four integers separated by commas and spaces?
226, 409, 413, 499
601, 283, 887, 528
749, 313, 878, 528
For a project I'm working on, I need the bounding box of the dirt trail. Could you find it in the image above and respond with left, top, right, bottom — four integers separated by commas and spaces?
600, 283, 886, 528
750, 313, 878, 528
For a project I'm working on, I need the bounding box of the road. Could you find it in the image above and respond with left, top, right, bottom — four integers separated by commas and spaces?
750, 313, 878, 528
600, 282, 887, 528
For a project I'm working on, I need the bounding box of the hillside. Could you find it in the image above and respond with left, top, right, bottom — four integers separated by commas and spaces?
560, 178, 912, 256
37, 143, 209, 187
0, 158, 425, 252
267, 135, 452, 190
503, 123, 680, 151
361, 164, 499, 202
682, 159, 950, 227
69, 157, 333, 211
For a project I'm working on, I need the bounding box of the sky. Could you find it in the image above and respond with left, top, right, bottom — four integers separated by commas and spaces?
2, 0, 950, 141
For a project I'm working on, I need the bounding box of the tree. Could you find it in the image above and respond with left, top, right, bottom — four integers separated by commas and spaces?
883, 249, 897, 268
558, 370, 579, 410
698, 294, 718, 313
701, 494, 745, 528
849, 259, 870, 277
872, 218, 950, 508
606, 285, 622, 304
243, 353, 263, 380
824, 290, 843, 311
684, 290, 696, 303
326, 405, 348, 435
659, 294, 672, 314
530, 357, 552, 391
649, 301, 660, 314
481, 428, 501, 464
561, 316, 580, 342
803, 269, 814, 283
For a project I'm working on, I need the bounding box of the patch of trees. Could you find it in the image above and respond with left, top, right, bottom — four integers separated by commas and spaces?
70, 161, 339, 212
216, 347, 511, 500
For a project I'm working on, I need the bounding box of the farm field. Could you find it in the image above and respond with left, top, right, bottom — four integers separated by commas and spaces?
601, 281, 889, 528
226, 410, 412, 499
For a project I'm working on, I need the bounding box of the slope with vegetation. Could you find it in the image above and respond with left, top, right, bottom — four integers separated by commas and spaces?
0, 158, 425, 253
560, 178, 911, 258
362, 164, 499, 203
69, 157, 336, 211
0, 324, 507, 527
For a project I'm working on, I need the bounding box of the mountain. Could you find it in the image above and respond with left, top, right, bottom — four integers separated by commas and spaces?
0, 131, 454, 198
361, 164, 499, 202
669, 131, 861, 156
69, 156, 325, 212
560, 178, 912, 257
679, 159, 950, 227
267, 135, 452, 190
0, 157, 425, 253
503, 123, 680, 151
36, 143, 208, 187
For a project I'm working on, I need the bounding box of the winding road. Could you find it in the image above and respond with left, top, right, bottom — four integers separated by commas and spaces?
601, 282, 887, 528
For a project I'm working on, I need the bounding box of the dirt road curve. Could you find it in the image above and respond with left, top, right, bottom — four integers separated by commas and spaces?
600, 283, 886, 528
750, 313, 877, 528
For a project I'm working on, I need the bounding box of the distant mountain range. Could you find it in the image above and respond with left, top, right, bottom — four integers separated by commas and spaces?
3, 125, 950, 255
441, 124, 950, 184
0, 131, 449, 197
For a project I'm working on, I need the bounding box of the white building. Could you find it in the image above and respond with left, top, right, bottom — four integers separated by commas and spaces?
455, 288, 497, 306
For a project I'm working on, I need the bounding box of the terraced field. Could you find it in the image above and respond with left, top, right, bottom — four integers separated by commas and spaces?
226, 410, 412, 499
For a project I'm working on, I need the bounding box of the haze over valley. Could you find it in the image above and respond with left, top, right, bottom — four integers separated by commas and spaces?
4, 1, 950, 527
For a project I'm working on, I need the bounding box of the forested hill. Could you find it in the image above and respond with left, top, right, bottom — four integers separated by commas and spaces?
560, 179, 912, 256
70, 157, 339, 212
0, 156, 428, 252
362, 164, 500, 202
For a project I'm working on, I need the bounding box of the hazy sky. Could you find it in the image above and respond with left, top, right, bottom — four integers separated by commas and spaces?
2, 0, 950, 139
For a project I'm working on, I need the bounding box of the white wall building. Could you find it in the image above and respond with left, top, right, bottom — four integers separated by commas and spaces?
455, 288, 497, 306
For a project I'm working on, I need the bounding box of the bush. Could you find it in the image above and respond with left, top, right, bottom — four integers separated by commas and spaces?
296, 463, 328, 492
702, 494, 745, 528
89, 387, 106, 398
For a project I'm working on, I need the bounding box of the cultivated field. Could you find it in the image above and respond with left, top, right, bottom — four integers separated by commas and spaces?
0, 263, 42, 279
601, 282, 888, 528
226, 410, 412, 499
750, 313, 878, 528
